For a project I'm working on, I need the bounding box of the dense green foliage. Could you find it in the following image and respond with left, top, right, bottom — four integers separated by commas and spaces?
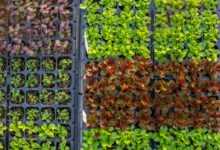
81, 0, 150, 59
81, 0, 219, 61
0, 122, 70, 150
83, 128, 220, 150
154, 0, 219, 62
9, 122, 70, 150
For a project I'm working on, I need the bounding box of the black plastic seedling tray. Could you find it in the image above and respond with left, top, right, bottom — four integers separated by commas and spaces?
7, 54, 75, 149
0, 0, 83, 149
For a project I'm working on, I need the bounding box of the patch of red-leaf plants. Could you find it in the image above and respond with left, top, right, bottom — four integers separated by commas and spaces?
0, 0, 72, 54
85, 57, 220, 131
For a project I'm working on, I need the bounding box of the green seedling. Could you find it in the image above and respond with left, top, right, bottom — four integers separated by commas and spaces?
26, 74, 39, 88
57, 109, 70, 123
42, 73, 55, 88
58, 58, 72, 70
55, 90, 71, 104
41, 109, 54, 122
40, 90, 54, 105
11, 89, 24, 104
9, 109, 23, 122
27, 92, 39, 104
58, 71, 71, 88
27, 109, 39, 121
42, 59, 55, 71
11, 58, 24, 72
26, 58, 39, 71
11, 74, 24, 88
